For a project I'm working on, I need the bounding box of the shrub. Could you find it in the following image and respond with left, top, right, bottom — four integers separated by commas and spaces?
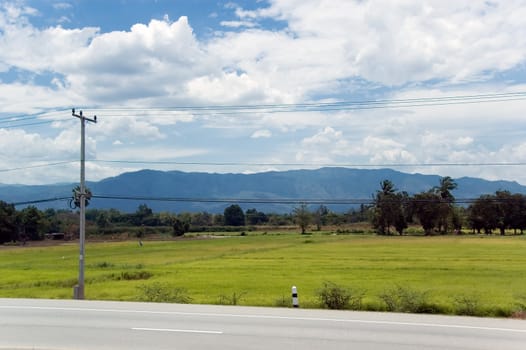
93, 261, 114, 269
379, 285, 436, 313
317, 281, 364, 310
118, 271, 153, 281
511, 295, 526, 319
137, 282, 192, 303
454, 295, 483, 316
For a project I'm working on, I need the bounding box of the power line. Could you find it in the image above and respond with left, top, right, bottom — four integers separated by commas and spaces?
25, 159, 525, 175
11, 194, 522, 208
2, 92, 525, 130
1, 159, 525, 175
0, 161, 77, 173
0, 119, 67, 129
88, 159, 526, 167
11, 197, 71, 206
87, 91, 526, 112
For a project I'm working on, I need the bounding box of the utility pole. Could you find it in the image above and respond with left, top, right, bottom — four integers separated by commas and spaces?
72, 108, 96, 300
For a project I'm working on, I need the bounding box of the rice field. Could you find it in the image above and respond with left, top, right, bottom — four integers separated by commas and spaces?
1, 233, 526, 317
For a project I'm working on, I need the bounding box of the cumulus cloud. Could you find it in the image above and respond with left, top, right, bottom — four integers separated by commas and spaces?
1, 0, 526, 185
237, 0, 526, 85
296, 127, 354, 162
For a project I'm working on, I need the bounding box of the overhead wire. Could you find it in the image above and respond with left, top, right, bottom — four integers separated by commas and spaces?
2, 91, 526, 201
88, 159, 526, 167
2, 91, 522, 127
10, 194, 522, 207
0, 161, 77, 173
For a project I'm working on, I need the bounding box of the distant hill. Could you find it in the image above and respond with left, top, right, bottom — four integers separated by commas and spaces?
1, 168, 525, 213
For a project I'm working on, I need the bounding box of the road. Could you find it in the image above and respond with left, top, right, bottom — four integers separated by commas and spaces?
1, 298, 526, 349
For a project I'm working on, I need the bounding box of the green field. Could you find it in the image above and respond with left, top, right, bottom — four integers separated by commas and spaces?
1, 233, 526, 317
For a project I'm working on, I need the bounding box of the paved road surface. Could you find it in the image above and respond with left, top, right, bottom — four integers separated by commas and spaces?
1, 298, 526, 349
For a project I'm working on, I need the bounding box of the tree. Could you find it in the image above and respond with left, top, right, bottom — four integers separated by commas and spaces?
172, 218, 190, 236
434, 176, 457, 234
132, 204, 154, 226
96, 212, 110, 230
468, 195, 498, 234
192, 211, 214, 226
224, 204, 245, 226
245, 208, 268, 225
0, 200, 17, 244
20, 206, 45, 241
372, 180, 407, 235
510, 194, 526, 234
293, 203, 311, 234
413, 191, 441, 235
314, 205, 329, 231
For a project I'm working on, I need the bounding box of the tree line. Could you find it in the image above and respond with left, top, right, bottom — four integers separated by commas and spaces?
371, 176, 526, 235
1, 176, 525, 243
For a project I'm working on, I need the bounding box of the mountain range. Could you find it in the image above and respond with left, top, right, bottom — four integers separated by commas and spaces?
1, 168, 525, 213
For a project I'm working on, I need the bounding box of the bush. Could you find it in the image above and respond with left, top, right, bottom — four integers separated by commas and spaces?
137, 282, 192, 303
317, 281, 364, 310
379, 285, 437, 313
511, 298, 526, 318
453, 295, 483, 316
117, 271, 153, 281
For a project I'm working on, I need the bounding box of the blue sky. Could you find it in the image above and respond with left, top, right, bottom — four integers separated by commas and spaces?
1, 0, 526, 185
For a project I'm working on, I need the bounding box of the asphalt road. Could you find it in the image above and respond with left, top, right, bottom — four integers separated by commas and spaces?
1, 298, 526, 349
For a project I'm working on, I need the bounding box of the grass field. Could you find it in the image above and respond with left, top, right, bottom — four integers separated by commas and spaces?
1, 233, 526, 317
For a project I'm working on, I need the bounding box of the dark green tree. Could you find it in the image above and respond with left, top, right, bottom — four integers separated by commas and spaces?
172, 218, 190, 236
245, 208, 268, 225
413, 191, 441, 235
372, 180, 407, 235
132, 204, 154, 226
468, 195, 498, 234
0, 200, 18, 243
20, 206, 45, 241
510, 194, 526, 234
96, 212, 110, 230
224, 204, 245, 226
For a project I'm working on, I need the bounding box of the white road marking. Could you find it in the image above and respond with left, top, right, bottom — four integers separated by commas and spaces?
2, 305, 526, 334
132, 327, 223, 334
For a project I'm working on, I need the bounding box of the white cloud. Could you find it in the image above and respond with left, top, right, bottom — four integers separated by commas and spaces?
1, 1, 526, 185
296, 127, 354, 162
186, 71, 266, 104
220, 20, 257, 28
52, 2, 72, 10
251, 129, 272, 138
231, 0, 526, 85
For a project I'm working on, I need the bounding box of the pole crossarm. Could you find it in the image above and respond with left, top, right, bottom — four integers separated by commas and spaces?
72, 108, 97, 123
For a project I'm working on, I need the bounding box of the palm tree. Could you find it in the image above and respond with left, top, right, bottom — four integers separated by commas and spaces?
434, 176, 457, 233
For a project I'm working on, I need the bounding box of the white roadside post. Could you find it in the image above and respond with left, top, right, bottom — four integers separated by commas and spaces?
292, 286, 299, 308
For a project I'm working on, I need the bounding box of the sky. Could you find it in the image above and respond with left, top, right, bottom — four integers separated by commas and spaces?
1, 0, 526, 186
